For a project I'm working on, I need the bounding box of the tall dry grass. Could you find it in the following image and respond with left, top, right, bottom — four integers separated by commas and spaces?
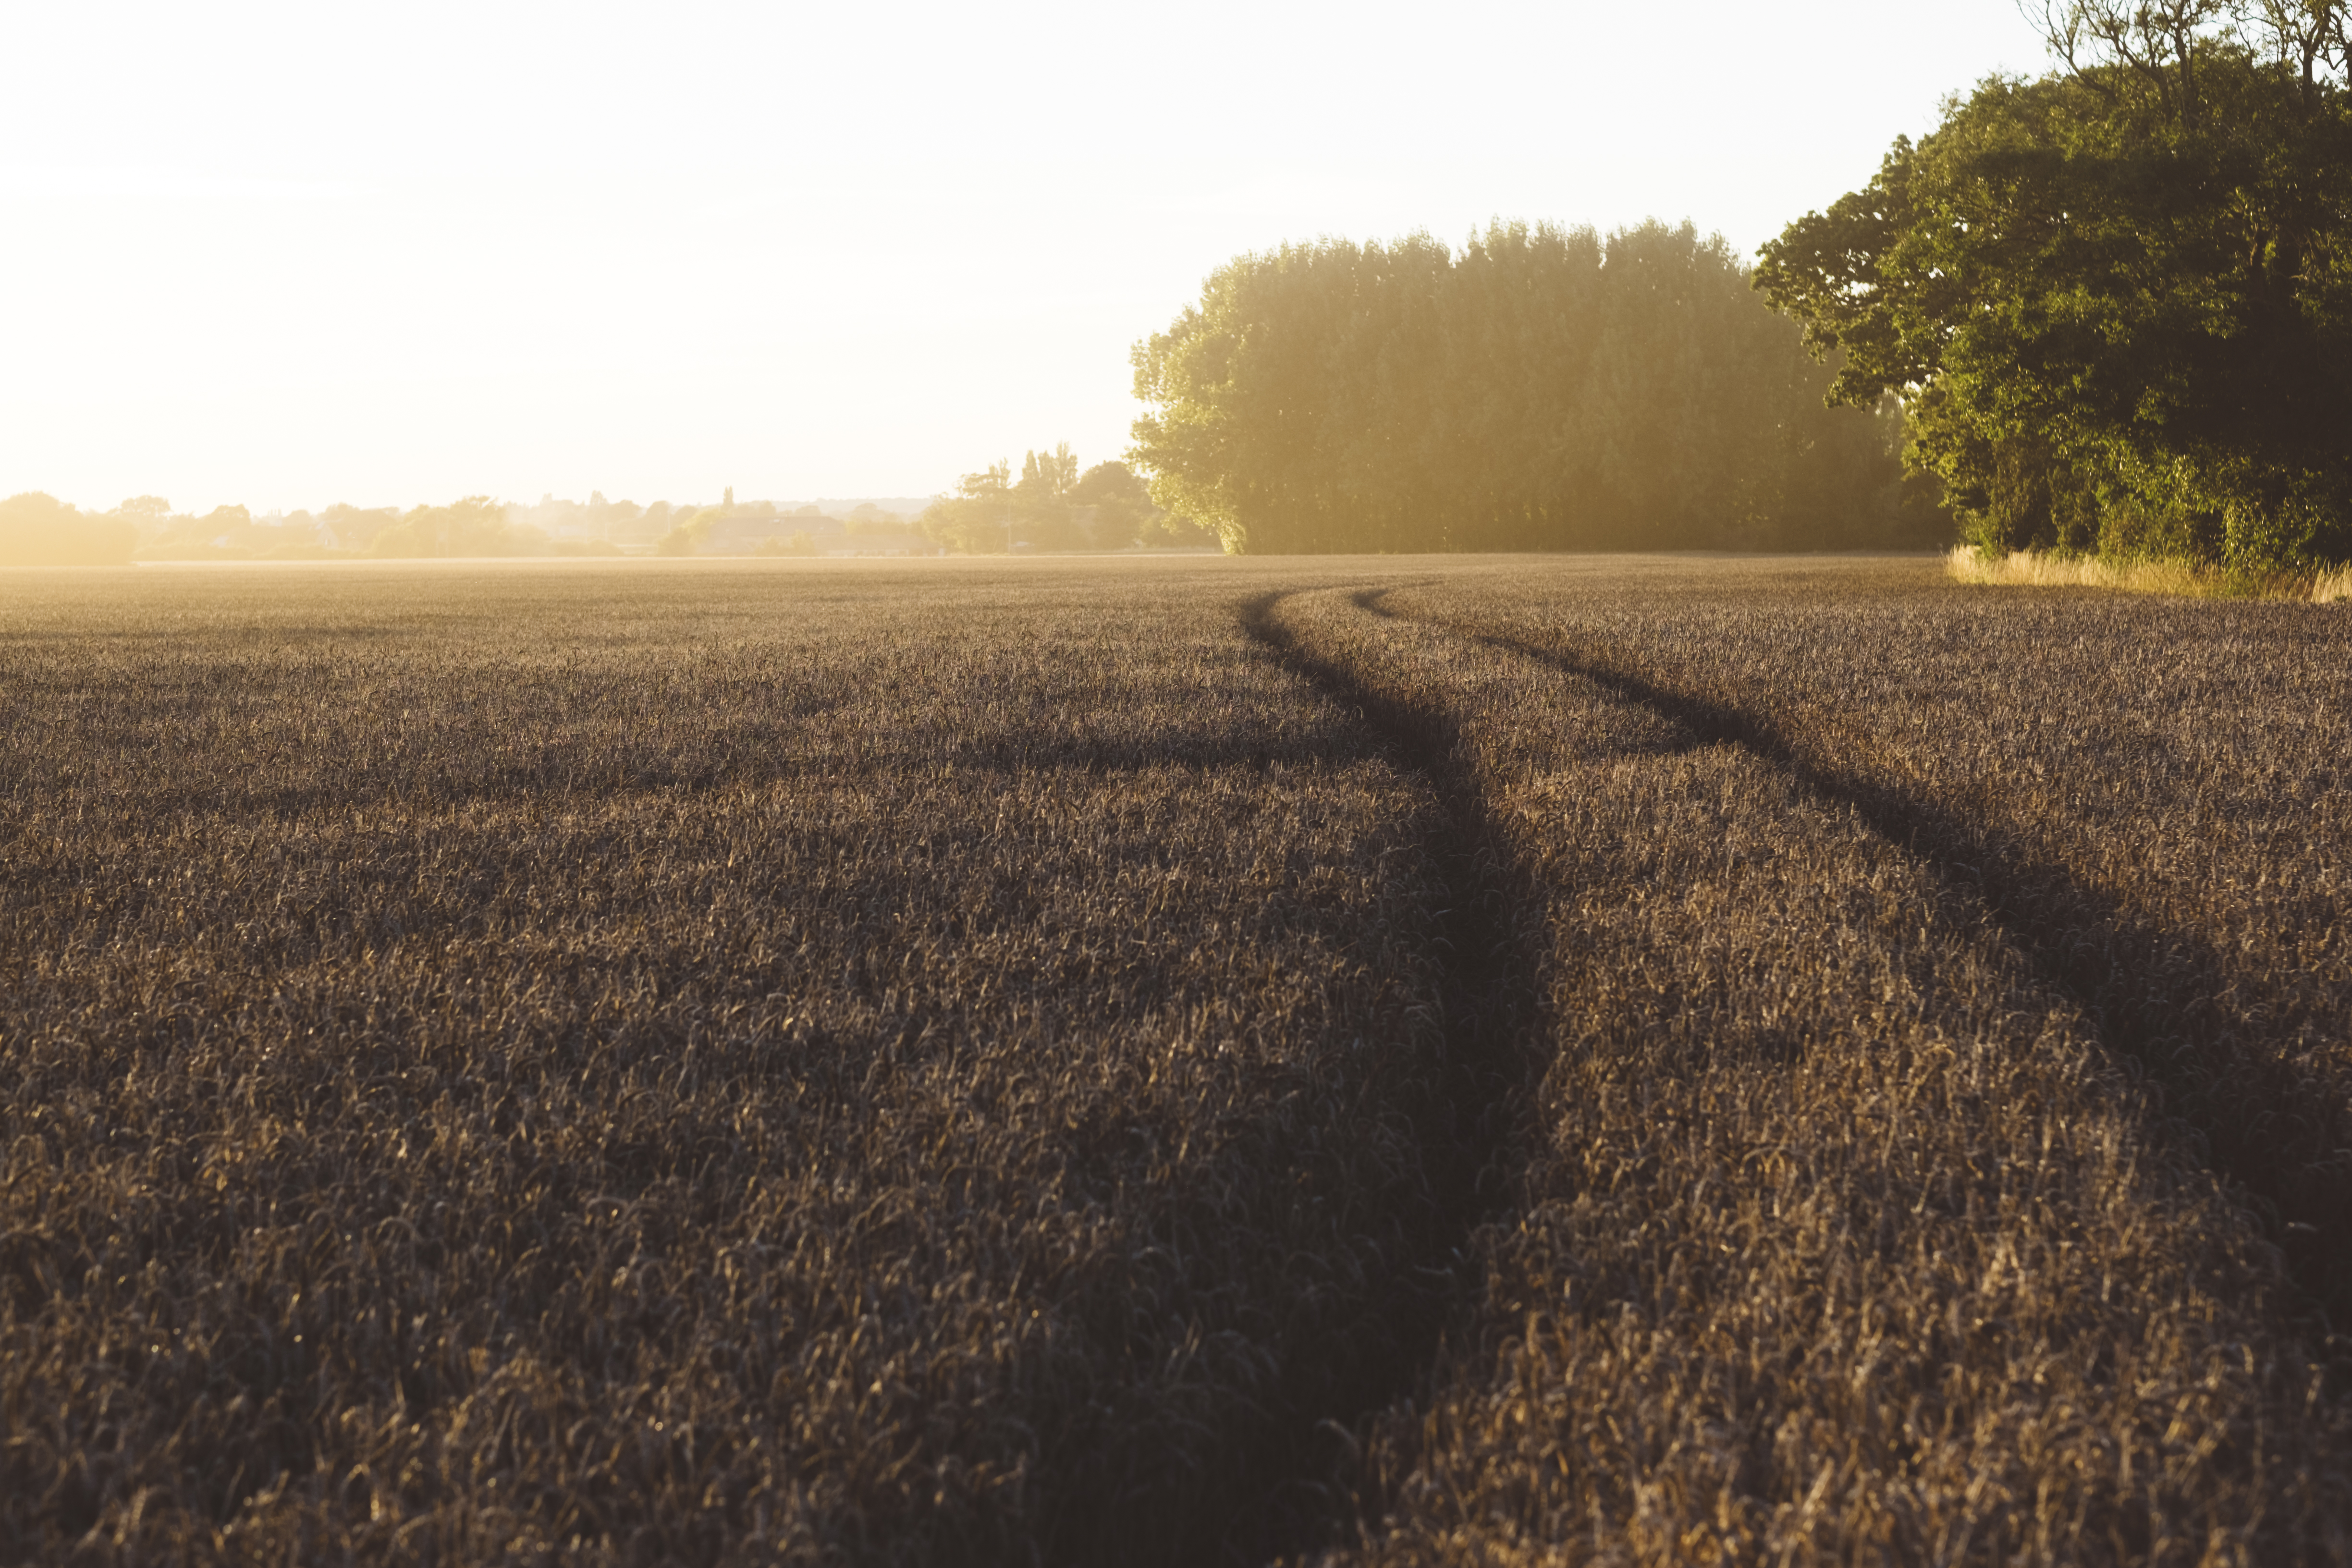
1270, 580, 2352, 1563
1948, 543, 2352, 600
0, 561, 1456, 1565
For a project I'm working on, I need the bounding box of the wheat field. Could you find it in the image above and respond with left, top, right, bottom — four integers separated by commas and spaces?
5, 556, 2348, 1564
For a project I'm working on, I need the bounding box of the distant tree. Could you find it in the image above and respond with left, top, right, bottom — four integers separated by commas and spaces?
919, 453, 1176, 552
1069, 462, 1144, 507
1068, 460, 1213, 549
318, 503, 403, 551
112, 496, 173, 533
1008, 444, 1088, 550
654, 507, 723, 557
0, 492, 136, 566
1019, 443, 1078, 502
919, 462, 1016, 553
1070, 461, 1150, 549
121, 502, 269, 559
370, 496, 529, 558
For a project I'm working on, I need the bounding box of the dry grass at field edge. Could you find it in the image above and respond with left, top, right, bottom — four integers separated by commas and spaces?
1948, 544, 2352, 601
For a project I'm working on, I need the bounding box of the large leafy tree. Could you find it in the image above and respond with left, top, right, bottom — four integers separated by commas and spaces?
1128, 222, 1930, 554
1757, 0, 2352, 567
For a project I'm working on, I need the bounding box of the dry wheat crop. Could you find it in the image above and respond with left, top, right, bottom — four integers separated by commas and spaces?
0, 560, 1468, 1565
1262, 577, 2352, 1565
10, 554, 2351, 1566
1384, 559, 2352, 1321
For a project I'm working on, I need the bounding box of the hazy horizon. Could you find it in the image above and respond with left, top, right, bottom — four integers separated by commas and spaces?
3, 0, 2051, 515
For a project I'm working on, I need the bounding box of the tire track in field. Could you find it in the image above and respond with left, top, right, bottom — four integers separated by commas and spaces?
1233, 588, 1551, 1560
1369, 589, 2352, 1339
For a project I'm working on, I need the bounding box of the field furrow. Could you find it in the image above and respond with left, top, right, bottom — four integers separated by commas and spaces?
1383, 563, 2352, 1323
0, 564, 1450, 1566
1267, 582, 2352, 1564
12, 557, 2352, 1564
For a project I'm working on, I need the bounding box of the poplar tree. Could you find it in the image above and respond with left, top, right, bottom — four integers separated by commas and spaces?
1128, 222, 1928, 554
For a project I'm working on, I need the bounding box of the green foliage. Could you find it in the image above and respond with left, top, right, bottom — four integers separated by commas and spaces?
1068, 460, 1218, 550
1013, 442, 1089, 551
652, 506, 724, 557
1758, 3, 2352, 570
920, 450, 1207, 551
918, 460, 1016, 553
1128, 222, 1938, 554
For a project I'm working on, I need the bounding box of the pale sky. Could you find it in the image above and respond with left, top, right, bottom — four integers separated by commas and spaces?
1, 1, 2053, 515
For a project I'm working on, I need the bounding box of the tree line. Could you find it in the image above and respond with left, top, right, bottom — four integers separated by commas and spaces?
1129, 2, 2352, 569
917, 447, 1216, 552
0, 491, 937, 564
27, 1, 2345, 578
0, 493, 620, 564
0, 493, 139, 566
1127, 220, 1946, 554
0, 472, 1213, 564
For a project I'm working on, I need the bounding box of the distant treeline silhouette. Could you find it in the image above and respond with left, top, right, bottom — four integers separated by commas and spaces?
0, 493, 136, 566
918, 448, 1218, 552
1128, 220, 1947, 555
0, 491, 939, 564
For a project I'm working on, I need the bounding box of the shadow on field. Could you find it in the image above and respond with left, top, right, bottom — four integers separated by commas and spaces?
1367, 592, 2352, 1343
92, 720, 1382, 826
1231, 590, 1551, 1561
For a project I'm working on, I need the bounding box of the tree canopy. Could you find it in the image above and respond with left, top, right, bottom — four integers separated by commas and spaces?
1757, 0, 2352, 569
0, 492, 137, 567
918, 448, 1213, 552
1127, 220, 1941, 555
368, 497, 540, 558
